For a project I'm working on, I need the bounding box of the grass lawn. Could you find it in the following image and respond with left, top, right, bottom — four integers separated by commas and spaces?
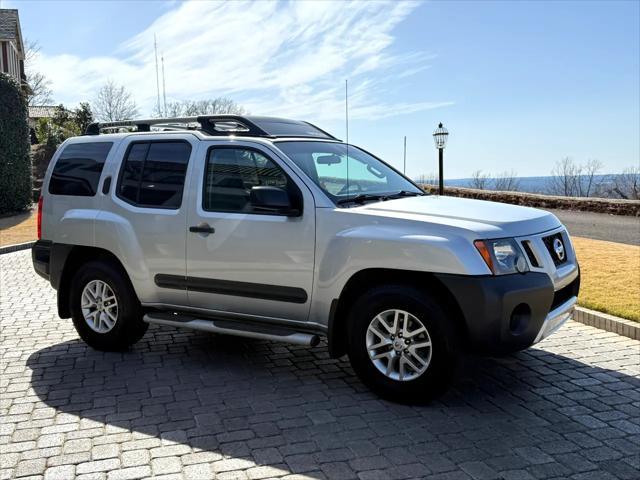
0, 210, 36, 247
1, 211, 638, 322
572, 236, 640, 322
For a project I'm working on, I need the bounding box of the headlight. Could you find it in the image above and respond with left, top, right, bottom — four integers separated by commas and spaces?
474, 238, 529, 275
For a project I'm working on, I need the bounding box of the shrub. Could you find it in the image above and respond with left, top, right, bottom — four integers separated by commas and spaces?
0, 74, 32, 214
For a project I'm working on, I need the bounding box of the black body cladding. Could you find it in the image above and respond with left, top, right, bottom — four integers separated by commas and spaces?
154, 274, 308, 304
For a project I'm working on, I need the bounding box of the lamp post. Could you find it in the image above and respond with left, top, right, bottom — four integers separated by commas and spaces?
432, 122, 449, 195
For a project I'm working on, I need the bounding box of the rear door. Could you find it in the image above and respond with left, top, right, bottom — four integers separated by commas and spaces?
44, 140, 115, 247
95, 134, 196, 306
183, 141, 316, 322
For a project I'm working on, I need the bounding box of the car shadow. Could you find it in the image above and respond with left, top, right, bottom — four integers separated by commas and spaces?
26, 325, 640, 478
0, 210, 33, 230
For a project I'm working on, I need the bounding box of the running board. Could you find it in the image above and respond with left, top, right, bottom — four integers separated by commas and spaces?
143, 312, 321, 347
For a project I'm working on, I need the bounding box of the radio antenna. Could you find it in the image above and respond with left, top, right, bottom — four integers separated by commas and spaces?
154, 34, 161, 117
345, 79, 349, 145
345, 79, 350, 201
403, 135, 407, 175
161, 53, 167, 117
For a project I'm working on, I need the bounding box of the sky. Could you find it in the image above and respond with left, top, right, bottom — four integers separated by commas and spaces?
5, 0, 639, 179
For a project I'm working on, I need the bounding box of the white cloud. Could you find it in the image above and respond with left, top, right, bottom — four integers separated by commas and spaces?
33, 0, 451, 121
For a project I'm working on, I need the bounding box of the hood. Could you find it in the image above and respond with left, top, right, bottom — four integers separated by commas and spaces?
357, 195, 561, 238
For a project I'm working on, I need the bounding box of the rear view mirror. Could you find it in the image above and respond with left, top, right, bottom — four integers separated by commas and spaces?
316, 154, 342, 165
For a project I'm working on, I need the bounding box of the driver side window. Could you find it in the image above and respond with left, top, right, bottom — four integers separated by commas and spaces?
203, 147, 288, 213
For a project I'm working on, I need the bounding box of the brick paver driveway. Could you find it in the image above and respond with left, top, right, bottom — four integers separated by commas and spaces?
1, 250, 639, 480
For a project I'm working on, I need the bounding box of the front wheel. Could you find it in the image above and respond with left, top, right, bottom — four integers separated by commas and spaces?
70, 260, 148, 351
346, 285, 460, 403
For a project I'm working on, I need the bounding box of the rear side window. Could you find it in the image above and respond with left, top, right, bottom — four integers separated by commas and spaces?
117, 141, 191, 209
49, 142, 113, 196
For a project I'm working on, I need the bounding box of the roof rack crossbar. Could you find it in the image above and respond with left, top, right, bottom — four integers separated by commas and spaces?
85, 117, 199, 135
85, 115, 273, 137
85, 115, 337, 140
196, 115, 271, 137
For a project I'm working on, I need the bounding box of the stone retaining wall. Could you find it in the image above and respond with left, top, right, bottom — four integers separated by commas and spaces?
421, 185, 640, 217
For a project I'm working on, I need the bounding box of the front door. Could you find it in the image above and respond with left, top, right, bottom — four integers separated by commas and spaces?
184, 142, 315, 322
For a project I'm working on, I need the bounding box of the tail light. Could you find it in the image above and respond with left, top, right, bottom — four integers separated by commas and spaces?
37, 196, 43, 240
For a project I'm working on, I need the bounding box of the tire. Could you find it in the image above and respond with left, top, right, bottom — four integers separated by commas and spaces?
346, 284, 459, 403
70, 260, 148, 351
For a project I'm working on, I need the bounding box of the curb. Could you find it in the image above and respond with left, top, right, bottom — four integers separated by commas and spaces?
574, 306, 639, 340
0, 241, 35, 255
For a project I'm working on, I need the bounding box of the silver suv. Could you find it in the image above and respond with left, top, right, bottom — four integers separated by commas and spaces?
32, 115, 580, 401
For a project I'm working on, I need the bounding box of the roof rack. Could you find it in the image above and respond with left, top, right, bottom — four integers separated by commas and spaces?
84, 115, 339, 140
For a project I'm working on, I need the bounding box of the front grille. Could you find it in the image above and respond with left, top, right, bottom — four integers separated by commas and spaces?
551, 276, 580, 310
521, 240, 540, 268
543, 232, 567, 266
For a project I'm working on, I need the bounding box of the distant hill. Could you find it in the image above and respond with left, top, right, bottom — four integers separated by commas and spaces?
444, 176, 556, 193
423, 174, 627, 197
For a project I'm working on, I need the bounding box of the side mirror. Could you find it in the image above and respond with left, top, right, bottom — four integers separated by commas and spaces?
250, 186, 299, 216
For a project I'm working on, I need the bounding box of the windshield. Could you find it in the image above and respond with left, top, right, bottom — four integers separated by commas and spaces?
276, 141, 422, 204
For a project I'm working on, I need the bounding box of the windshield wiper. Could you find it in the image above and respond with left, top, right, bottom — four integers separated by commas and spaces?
336, 190, 424, 206
384, 190, 425, 199
336, 194, 387, 206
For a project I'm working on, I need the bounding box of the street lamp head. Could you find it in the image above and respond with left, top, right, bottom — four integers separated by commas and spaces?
432, 122, 449, 149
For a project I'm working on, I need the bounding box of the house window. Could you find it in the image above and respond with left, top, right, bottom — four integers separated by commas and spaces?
1, 42, 9, 74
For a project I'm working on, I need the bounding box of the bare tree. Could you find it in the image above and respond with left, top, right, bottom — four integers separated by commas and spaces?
24, 39, 53, 106
548, 157, 604, 197
494, 170, 520, 191
416, 172, 437, 187
162, 98, 246, 117
578, 159, 603, 197
470, 170, 491, 190
548, 157, 581, 196
92, 81, 139, 122
611, 166, 640, 200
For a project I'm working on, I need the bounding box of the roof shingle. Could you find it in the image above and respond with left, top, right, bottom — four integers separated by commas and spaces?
0, 9, 19, 41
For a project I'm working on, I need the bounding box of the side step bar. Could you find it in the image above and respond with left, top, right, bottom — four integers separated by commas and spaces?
143, 312, 321, 347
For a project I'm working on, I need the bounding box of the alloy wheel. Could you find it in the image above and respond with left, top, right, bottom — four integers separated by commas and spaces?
81, 280, 119, 333
365, 309, 432, 381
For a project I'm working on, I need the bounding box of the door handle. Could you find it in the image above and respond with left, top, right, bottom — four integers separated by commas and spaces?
189, 223, 215, 235
102, 176, 112, 195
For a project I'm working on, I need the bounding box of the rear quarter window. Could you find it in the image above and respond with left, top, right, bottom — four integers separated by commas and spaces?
49, 142, 114, 196
116, 140, 192, 209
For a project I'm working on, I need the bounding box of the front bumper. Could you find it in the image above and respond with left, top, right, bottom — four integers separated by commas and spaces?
533, 294, 576, 344
436, 269, 580, 354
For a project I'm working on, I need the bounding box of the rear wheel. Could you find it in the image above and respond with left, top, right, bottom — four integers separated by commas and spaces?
346, 285, 459, 403
70, 261, 148, 351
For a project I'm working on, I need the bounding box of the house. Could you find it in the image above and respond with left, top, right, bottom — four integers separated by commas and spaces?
28, 105, 58, 128
0, 8, 29, 92
28, 105, 58, 143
